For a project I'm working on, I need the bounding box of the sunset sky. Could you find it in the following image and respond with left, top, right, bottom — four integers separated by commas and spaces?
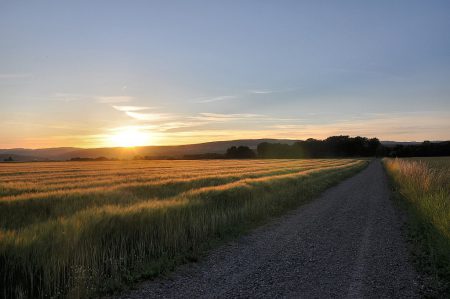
1, 1, 449, 149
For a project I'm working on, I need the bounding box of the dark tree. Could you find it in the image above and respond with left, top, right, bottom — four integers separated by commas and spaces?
386, 141, 450, 157
254, 135, 448, 158
226, 146, 256, 159
368, 138, 381, 156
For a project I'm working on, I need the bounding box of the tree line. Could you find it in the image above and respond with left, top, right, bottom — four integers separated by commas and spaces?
64, 136, 450, 161
224, 136, 450, 159
380, 141, 450, 157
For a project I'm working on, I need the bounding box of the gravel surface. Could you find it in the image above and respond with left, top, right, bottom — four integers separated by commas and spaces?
119, 160, 419, 298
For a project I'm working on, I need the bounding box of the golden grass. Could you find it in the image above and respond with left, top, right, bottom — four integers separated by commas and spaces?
0, 159, 368, 298
0, 159, 348, 199
383, 157, 450, 293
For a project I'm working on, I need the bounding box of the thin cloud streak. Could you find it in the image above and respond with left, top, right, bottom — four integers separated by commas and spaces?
125, 111, 172, 121
191, 87, 297, 105
95, 96, 133, 103
110, 100, 450, 145
191, 113, 264, 122
51, 94, 134, 103
112, 105, 153, 112
194, 95, 237, 103
248, 87, 299, 95
249, 89, 273, 94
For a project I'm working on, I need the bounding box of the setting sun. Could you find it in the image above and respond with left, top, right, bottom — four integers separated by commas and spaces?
108, 127, 151, 147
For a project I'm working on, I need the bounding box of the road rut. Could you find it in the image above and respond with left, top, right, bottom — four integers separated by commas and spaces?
120, 160, 419, 298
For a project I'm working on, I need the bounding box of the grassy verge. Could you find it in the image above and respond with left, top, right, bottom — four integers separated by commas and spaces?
383, 158, 450, 296
0, 160, 367, 298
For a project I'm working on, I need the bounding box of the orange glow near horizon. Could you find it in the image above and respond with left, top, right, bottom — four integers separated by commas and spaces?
107, 127, 153, 148
1, 111, 450, 149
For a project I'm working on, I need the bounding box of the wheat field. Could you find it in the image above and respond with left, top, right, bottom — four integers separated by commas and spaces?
0, 159, 367, 298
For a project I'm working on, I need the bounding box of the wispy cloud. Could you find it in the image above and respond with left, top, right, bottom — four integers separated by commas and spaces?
111, 104, 175, 122
117, 107, 293, 129
125, 111, 171, 121
192, 113, 264, 122
111, 102, 449, 143
157, 121, 208, 132
51, 93, 134, 103
112, 105, 153, 112
191, 87, 297, 105
248, 89, 273, 94
95, 96, 133, 103
194, 95, 237, 103
248, 87, 299, 95
271, 124, 305, 129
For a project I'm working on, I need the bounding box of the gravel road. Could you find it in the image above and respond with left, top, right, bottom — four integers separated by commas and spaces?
119, 160, 419, 298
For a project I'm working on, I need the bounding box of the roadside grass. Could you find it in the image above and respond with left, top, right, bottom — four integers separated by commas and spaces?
0, 159, 368, 298
383, 157, 450, 296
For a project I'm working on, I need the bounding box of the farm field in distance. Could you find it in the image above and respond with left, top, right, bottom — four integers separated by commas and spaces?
384, 157, 450, 295
0, 159, 367, 298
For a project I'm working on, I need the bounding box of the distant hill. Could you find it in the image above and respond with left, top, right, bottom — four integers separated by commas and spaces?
1, 139, 445, 162
0, 139, 298, 161
0, 147, 79, 160
0, 153, 49, 162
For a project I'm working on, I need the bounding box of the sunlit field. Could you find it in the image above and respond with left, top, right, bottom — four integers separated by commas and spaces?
384, 157, 450, 293
0, 159, 367, 298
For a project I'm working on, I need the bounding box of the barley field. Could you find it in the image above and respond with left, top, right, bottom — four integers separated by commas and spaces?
0, 159, 367, 298
384, 157, 450, 293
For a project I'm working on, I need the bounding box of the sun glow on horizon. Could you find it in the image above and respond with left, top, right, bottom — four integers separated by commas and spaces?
108, 127, 152, 147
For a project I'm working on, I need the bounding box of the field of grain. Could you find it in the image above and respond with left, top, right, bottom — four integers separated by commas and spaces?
384, 157, 450, 294
0, 159, 367, 298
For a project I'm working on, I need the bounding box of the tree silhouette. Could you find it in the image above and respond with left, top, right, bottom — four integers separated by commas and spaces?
257, 136, 383, 158
226, 146, 256, 159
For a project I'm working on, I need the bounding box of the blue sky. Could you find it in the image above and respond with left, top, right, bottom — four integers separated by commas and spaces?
1, 1, 449, 148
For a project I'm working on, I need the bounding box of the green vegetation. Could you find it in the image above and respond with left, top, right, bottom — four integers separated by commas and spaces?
384, 157, 450, 295
0, 159, 368, 298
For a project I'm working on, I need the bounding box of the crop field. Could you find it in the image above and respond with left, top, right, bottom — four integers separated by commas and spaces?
0, 159, 367, 298
384, 157, 450, 294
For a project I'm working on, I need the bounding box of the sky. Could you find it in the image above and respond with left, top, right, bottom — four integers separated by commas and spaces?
1, 0, 449, 149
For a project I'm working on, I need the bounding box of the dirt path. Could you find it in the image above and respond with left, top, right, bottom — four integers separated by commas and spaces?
119, 160, 419, 298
